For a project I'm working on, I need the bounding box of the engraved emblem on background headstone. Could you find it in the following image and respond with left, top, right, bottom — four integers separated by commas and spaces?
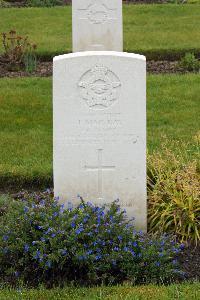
78, 1, 117, 25
78, 65, 121, 110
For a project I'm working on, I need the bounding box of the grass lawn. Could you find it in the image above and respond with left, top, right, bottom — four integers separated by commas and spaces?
0, 74, 199, 189
0, 283, 200, 299
0, 5, 200, 59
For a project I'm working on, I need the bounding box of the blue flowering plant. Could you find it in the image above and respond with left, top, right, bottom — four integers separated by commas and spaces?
0, 192, 185, 286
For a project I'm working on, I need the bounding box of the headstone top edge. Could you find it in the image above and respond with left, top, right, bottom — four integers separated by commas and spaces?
53, 51, 146, 62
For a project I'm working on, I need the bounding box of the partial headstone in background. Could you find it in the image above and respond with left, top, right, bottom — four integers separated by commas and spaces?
53, 51, 146, 231
72, 0, 123, 52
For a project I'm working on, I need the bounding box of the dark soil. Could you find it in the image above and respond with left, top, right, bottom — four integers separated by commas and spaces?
179, 243, 200, 282
2, 188, 199, 283
0, 60, 186, 78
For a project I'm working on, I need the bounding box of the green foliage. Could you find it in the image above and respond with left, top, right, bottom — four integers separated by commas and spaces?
0, 0, 10, 7
179, 52, 200, 72
0, 30, 37, 72
148, 135, 200, 244
23, 52, 37, 73
27, 0, 63, 7
0, 193, 184, 287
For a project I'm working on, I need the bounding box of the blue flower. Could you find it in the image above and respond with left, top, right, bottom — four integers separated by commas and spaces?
53, 212, 58, 217
60, 203, 65, 211
32, 241, 37, 245
3, 235, 9, 241
46, 261, 52, 268
3, 247, 8, 254
114, 246, 119, 251
24, 244, 29, 252
75, 227, 84, 235
179, 243, 185, 250
132, 241, 138, 247
86, 249, 93, 255
61, 249, 67, 256
34, 250, 41, 260
41, 237, 46, 242
24, 206, 29, 213
112, 259, 117, 265
172, 247, 180, 254
39, 200, 46, 206
130, 250, 136, 257
97, 216, 101, 224
172, 259, 178, 265
15, 271, 20, 277
118, 236, 122, 241
73, 214, 78, 220
99, 240, 105, 246
95, 254, 102, 261
155, 262, 160, 267
45, 227, 52, 235
78, 255, 86, 261
71, 222, 76, 228
123, 246, 129, 252
51, 233, 56, 238
160, 240, 165, 247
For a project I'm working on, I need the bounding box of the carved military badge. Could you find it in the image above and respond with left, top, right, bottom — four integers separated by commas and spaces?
78, 1, 117, 25
78, 65, 121, 110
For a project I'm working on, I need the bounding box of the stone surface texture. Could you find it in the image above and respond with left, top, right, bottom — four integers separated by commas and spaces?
72, 0, 123, 52
53, 51, 146, 231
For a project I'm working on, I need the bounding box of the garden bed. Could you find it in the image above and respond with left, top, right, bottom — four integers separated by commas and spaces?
10, 189, 200, 282
0, 60, 187, 78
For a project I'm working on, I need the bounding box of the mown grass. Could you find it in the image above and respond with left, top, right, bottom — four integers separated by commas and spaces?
0, 5, 200, 59
0, 283, 200, 300
0, 74, 199, 189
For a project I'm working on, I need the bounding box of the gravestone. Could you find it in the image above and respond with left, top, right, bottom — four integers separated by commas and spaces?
53, 51, 147, 231
72, 0, 123, 52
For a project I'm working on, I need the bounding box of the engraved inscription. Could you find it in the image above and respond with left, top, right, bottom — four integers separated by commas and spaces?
59, 134, 139, 146
78, 1, 117, 25
78, 65, 121, 110
85, 149, 115, 200
78, 119, 122, 130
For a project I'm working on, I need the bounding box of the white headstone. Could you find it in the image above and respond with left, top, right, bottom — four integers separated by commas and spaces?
53, 51, 146, 231
72, 0, 123, 52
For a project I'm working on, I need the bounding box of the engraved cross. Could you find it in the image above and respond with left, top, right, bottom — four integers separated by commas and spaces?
85, 149, 115, 200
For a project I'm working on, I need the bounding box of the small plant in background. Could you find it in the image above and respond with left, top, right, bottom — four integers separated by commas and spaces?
0, 193, 185, 287
27, 0, 64, 7
0, 0, 10, 7
0, 30, 37, 72
148, 135, 200, 244
179, 52, 200, 72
